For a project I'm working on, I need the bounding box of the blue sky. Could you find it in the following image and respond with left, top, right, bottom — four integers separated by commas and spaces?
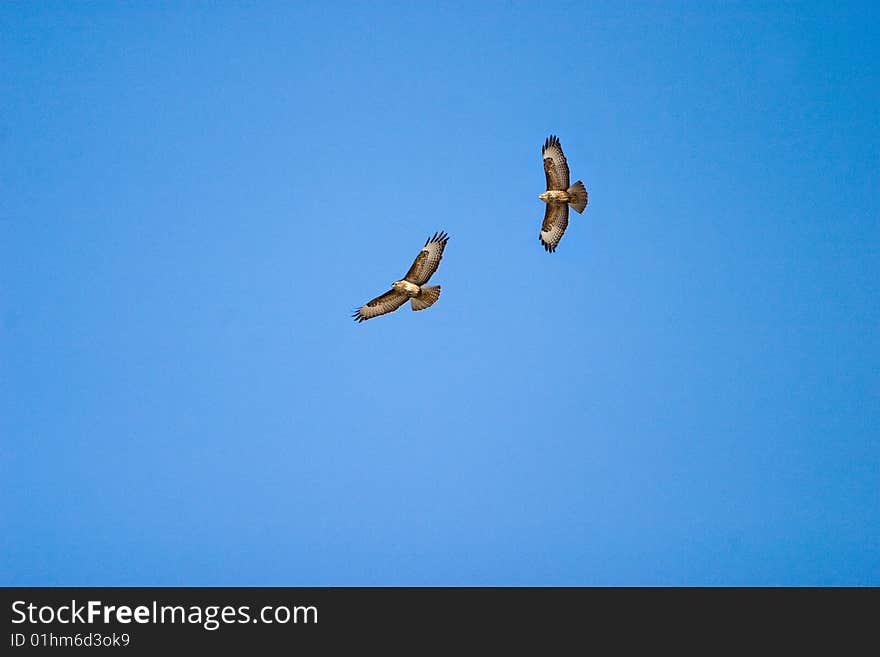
1, 2, 878, 585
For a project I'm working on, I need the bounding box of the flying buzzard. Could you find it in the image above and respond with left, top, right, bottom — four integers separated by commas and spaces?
538, 135, 588, 253
352, 231, 449, 323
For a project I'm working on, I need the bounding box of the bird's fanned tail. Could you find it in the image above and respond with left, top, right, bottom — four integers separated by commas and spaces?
567, 181, 588, 213
411, 285, 441, 311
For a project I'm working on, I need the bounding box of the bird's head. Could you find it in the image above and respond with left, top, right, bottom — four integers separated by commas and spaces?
538, 191, 550, 202
391, 281, 404, 292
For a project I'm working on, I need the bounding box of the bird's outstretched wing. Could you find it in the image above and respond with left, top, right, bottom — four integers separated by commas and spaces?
539, 203, 569, 253
543, 135, 570, 191
352, 289, 408, 322
403, 231, 449, 285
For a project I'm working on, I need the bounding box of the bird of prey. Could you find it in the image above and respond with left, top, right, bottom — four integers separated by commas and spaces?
352, 231, 449, 323
538, 135, 588, 253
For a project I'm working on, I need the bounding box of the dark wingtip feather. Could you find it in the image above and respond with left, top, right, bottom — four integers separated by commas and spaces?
426, 230, 449, 245
539, 235, 556, 253
543, 134, 561, 155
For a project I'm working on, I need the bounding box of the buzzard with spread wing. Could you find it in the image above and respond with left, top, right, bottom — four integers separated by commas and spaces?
352, 231, 449, 323
538, 135, 589, 253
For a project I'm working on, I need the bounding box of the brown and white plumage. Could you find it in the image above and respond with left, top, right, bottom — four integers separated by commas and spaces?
538, 135, 588, 253
543, 134, 571, 191
352, 231, 449, 323
402, 231, 448, 285
540, 203, 570, 254
351, 288, 409, 322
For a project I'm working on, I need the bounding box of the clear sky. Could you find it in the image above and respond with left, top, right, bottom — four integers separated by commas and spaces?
2, 2, 878, 586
